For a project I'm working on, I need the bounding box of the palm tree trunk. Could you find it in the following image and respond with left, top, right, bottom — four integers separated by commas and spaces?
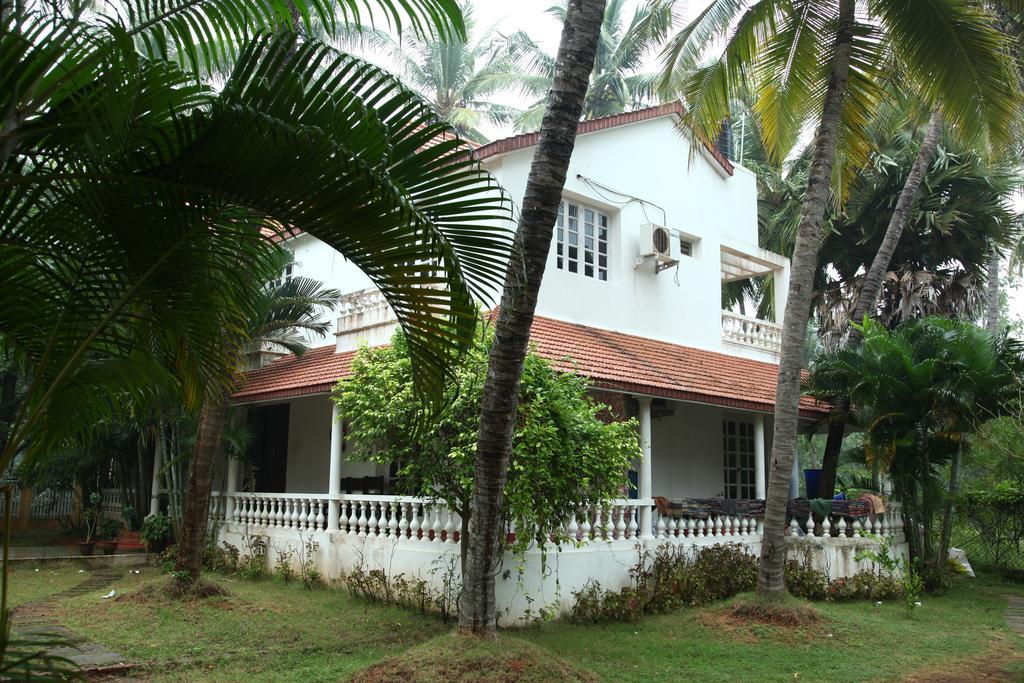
173, 388, 230, 581
757, 0, 855, 599
817, 110, 943, 499
458, 0, 606, 635
936, 440, 963, 570
985, 246, 1001, 334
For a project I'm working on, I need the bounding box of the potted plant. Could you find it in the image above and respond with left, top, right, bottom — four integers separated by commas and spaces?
96, 518, 122, 555
121, 504, 139, 532
78, 492, 102, 556
140, 512, 172, 554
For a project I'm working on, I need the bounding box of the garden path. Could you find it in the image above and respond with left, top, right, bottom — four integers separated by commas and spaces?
1006, 595, 1024, 638
13, 567, 137, 676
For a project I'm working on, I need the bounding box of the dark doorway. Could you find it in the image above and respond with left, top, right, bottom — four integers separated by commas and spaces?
245, 403, 290, 492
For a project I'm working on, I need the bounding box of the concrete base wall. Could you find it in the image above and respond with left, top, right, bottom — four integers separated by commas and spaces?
217, 523, 907, 625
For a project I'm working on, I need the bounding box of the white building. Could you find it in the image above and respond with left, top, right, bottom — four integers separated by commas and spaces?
209, 104, 905, 622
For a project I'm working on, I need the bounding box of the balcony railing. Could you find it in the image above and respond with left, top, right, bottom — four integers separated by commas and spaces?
721, 311, 782, 355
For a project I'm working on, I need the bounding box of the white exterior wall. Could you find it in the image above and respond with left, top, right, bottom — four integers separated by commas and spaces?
285, 395, 334, 493
271, 113, 782, 361
651, 403, 775, 500
488, 116, 768, 358
283, 395, 383, 493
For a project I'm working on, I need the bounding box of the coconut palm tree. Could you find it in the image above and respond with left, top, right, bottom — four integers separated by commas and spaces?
175, 253, 341, 580
378, 1, 542, 143
659, 0, 1019, 599
741, 96, 1020, 497
459, 0, 607, 636
513, 0, 673, 131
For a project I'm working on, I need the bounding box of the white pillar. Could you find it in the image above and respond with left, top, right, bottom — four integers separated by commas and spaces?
754, 415, 766, 500
773, 265, 790, 323
327, 403, 344, 530
148, 433, 163, 517
638, 397, 654, 540
789, 450, 801, 499
224, 456, 239, 522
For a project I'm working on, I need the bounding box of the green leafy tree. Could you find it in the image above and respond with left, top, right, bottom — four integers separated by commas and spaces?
660, 0, 1019, 596
336, 325, 639, 572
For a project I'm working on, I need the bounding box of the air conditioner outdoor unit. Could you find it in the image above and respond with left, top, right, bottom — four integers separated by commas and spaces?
638, 223, 680, 273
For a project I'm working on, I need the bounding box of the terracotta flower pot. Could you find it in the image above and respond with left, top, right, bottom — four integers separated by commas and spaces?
97, 540, 118, 555
78, 541, 95, 556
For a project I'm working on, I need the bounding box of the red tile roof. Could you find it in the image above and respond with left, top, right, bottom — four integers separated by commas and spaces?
232, 345, 357, 403
473, 103, 735, 176
232, 315, 827, 418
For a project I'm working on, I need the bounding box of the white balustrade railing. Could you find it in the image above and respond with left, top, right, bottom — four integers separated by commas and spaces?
721, 311, 782, 354
787, 500, 904, 540
562, 500, 646, 541
338, 496, 461, 543
654, 508, 764, 541
216, 491, 905, 552
228, 492, 331, 532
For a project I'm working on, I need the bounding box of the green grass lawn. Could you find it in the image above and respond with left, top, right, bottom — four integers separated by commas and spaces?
10, 563, 1024, 682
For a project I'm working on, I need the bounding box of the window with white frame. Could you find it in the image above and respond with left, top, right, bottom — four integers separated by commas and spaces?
723, 419, 756, 499
555, 200, 609, 280
271, 262, 294, 289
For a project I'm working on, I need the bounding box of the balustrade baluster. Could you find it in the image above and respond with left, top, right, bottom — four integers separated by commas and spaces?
614, 506, 626, 540
367, 501, 379, 537
655, 513, 666, 539
821, 515, 831, 537
398, 502, 410, 540
388, 501, 399, 538
805, 512, 815, 537
311, 500, 322, 531
448, 509, 460, 544
789, 517, 799, 536
411, 503, 423, 541
566, 513, 579, 541
837, 517, 847, 537
356, 502, 367, 537
696, 518, 706, 537
431, 505, 442, 543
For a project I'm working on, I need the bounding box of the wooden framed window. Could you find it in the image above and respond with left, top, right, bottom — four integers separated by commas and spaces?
555, 200, 609, 281
723, 419, 756, 499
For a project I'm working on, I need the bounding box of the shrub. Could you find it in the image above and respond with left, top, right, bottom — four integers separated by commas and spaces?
570, 541, 914, 623
140, 512, 173, 548
203, 541, 240, 573
570, 543, 758, 623
784, 559, 829, 601
826, 571, 901, 602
